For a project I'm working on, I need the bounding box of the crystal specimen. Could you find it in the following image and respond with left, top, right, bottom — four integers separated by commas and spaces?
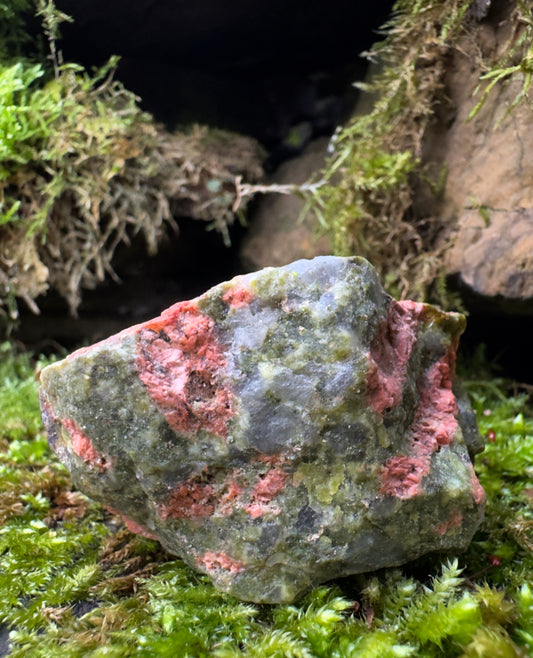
40, 256, 485, 603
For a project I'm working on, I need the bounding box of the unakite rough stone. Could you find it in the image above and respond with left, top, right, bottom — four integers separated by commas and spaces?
39, 256, 485, 603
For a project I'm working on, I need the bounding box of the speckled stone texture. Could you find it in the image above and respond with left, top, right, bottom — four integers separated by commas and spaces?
39, 256, 485, 604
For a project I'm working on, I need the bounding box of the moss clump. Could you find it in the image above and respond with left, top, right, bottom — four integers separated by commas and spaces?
0, 1, 263, 326
308, 0, 532, 305
1, 342, 533, 655
0, 54, 162, 311
307, 0, 469, 301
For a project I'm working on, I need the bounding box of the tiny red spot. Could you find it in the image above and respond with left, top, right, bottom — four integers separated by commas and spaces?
487, 429, 496, 442
487, 554, 501, 567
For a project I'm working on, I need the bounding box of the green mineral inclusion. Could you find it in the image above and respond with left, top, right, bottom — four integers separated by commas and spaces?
294, 462, 346, 505
250, 268, 291, 301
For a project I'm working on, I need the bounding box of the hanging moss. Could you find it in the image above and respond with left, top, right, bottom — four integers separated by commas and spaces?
1, 342, 532, 656
306, 0, 533, 305
305, 0, 473, 303
468, 1, 533, 123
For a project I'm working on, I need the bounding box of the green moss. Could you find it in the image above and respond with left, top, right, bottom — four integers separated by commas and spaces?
469, 1, 533, 123
0, 1, 162, 321
1, 343, 533, 655
305, 0, 532, 306
0, 1, 263, 326
0, 0, 35, 61
0, 343, 44, 441
306, 0, 474, 302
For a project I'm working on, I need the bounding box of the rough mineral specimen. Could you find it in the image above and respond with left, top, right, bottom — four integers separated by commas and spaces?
39, 256, 485, 604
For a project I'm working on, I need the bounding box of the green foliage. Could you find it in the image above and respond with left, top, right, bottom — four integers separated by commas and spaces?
0, 342, 44, 440
0, 55, 155, 230
35, 0, 73, 77
0, 61, 55, 171
307, 0, 477, 303
0, 0, 264, 323
0, 0, 34, 61
0, 2, 146, 199
1, 345, 533, 656
0, 0, 165, 321
469, 1, 533, 123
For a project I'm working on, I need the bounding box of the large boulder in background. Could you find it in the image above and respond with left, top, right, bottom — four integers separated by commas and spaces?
421, 3, 533, 312
40, 256, 485, 604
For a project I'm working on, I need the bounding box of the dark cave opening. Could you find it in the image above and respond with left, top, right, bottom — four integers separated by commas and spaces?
54, 0, 395, 156
15, 1, 533, 385
459, 312, 533, 385
16, 1, 397, 347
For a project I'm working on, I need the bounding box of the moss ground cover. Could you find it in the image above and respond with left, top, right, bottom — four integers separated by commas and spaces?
0, 343, 532, 657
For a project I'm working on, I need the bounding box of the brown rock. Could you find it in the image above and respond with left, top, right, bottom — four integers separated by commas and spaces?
240, 138, 331, 271
421, 9, 533, 310
446, 207, 533, 302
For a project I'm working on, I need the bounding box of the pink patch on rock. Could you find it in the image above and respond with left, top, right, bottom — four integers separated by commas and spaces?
410, 351, 458, 453
159, 462, 291, 521
380, 344, 460, 499
252, 467, 288, 502
435, 511, 463, 536
107, 507, 158, 540
198, 551, 245, 574
435, 512, 463, 537
379, 455, 429, 499
223, 285, 254, 309
122, 517, 158, 540
217, 480, 245, 517
159, 477, 217, 520
367, 300, 425, 414
63, 418, 110, 472
245, 467, 289, 518
469, 466, 486, 505
136, 300, 234, 437
159, 469, 247, 520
